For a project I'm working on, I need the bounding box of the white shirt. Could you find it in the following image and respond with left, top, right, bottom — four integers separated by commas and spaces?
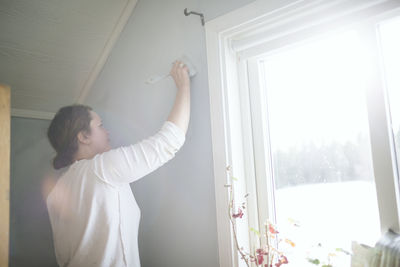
46, 121, 185, 267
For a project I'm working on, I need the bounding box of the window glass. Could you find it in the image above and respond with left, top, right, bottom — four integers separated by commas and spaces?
260, 30, 381, 265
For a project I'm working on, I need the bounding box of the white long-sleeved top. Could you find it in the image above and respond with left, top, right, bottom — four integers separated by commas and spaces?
46, 121, 185, 267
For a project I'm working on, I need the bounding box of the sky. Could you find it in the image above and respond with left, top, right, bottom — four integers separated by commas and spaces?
259, 18, 400, 153
261, 29, 371, 151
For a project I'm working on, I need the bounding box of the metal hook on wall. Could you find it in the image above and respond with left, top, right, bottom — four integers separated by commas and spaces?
184, 8, 205, 26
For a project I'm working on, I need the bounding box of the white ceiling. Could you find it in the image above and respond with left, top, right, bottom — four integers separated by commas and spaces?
0, 0, 137, 119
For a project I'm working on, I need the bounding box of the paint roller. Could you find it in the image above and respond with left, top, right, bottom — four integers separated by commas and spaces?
146, 55, 197, 85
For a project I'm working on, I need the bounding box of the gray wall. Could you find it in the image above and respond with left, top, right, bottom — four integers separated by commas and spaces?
10, 117, 58, 267
9, 0, 255, 266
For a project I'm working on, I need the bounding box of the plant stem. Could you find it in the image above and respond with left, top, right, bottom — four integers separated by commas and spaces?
265, 223, 270, 266
228, 183, 250, 267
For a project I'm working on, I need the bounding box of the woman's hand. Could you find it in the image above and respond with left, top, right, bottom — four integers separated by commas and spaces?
170, 60, 190, 91
167, 60, 191, 134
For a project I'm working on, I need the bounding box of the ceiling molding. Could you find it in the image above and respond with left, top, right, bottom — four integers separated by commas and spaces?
76, 0, 138, 104
11, 108, 55, 120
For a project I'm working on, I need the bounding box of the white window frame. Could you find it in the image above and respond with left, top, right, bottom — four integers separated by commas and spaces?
205, 1, 400, 266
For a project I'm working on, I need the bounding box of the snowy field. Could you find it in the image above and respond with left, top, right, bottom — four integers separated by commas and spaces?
273, 181, 381, 266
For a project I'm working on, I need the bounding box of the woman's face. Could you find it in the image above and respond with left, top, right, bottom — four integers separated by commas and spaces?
88, 111, 111, 153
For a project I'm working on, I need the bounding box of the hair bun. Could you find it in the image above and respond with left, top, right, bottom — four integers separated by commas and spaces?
53, 152, 70, 170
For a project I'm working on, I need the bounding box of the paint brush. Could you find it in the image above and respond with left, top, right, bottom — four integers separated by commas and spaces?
146, 55, 197, 85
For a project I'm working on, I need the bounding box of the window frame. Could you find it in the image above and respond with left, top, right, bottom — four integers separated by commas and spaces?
205, 0, 400, 266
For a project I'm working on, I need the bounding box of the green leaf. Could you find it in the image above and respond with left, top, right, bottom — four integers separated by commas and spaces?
322, 265, 332, 267
231, 176, 239, 181
250, 227, 260, 236
307, 258, 320, 265
335, 248, 351, 255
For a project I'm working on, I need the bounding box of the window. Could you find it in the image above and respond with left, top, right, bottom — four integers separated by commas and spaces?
206, 1, 400, 266
260, 29, 379, 266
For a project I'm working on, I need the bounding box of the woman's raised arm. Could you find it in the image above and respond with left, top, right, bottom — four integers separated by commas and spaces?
167, 60, 191, 134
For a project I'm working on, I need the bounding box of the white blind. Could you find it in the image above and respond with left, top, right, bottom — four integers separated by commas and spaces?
230, 0, 397, 52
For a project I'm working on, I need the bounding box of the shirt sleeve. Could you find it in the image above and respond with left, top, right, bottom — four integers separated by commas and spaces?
92, 121, 185, 186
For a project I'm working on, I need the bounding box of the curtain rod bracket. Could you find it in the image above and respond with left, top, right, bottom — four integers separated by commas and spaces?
184, 8, 205, 26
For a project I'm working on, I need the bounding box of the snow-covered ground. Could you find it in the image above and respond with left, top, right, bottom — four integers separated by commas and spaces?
274, 181, 381, 266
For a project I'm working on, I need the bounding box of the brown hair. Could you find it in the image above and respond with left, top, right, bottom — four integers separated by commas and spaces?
47, 104, 93, 169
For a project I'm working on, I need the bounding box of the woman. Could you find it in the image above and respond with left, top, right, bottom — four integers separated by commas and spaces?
46, 60, 190, 267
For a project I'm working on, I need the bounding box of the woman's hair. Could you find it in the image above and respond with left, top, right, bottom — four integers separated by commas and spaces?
47, 104, 93, 169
